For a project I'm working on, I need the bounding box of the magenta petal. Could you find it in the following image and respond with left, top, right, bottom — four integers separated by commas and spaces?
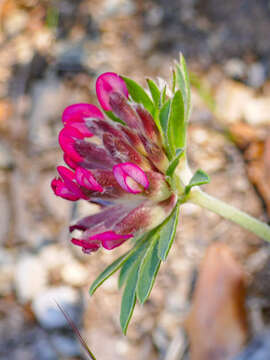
51, 177, 62, 193
64, 154, 78, 169
51, 178, 80, 201
75, 167, 103, 192
113, 162, 149, 194
90, 231, 132, 250
96, 72, 128, 111
56, 183, 81, 201
57, 166, 86, 199
59, 127, 83, 162
71, 238, 100, 254
57, 165, 75, 181
70, 122, 93, 137
62, 103, 104, 125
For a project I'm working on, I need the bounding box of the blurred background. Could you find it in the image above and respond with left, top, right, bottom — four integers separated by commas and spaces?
0, 0, 270, 359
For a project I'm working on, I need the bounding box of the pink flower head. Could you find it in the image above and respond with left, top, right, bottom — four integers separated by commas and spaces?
52, 72, 176, 254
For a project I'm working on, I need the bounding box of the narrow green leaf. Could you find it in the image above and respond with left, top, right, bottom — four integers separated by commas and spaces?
118, 238, 149, 288
147, 79, 161, 107
159, 99, 171, 135
46, 6, 59, 29
180, 53, 191, 115
158, 203, 180, 261
175, 54, 191, 120
172, 69, 176, 94
167, 90, 185, 154
121, 76, 155, 115
185, 169, 210, 195
161, 85, 167, 105
175, 64, 187, 111
105, 110, 125, 124
136, 234, 161, 304
89, 253, 129, 295
120, 259, 140, 334
166, 148, 184, 178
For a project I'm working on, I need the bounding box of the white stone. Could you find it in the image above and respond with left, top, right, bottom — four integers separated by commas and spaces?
32, 286, 80, 329
15, 255, 48, 303
39, 244, 72, 271
50, 334, 81, 357
61, 261, 88, 287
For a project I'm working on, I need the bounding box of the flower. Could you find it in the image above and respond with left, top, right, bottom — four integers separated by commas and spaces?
51, 72, 177, 253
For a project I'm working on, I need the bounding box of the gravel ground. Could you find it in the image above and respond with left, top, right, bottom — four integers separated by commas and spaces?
0, 1, 270, 359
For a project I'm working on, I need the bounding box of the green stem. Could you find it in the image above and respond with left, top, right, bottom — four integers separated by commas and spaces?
189, 189, 270, 242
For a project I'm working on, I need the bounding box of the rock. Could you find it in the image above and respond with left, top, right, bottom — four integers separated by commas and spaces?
34, 336, 58, 360
243, 97, 270, 125
60, 261, 88, 287
101, 0, 135, 18
0, 141, 14, 169
216, 79, 270, 125
235, 331, 270, 360
15, 255, 48, 303
0, 193, 10, 244
224, 58, 246, 80
32, 286, 81, 329
39, 244, 73, 271
3, 10, 28, 36
152, 326, 170, 355
247, 62, 266, 88
50, 333, 81, 357
215, 80, 254, 124
145, 6, 163, 27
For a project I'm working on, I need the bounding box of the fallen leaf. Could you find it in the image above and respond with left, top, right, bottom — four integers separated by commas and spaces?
185, 243, 248, 360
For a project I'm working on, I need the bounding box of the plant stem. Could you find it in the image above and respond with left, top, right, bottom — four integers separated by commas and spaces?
189, 189, 270, 242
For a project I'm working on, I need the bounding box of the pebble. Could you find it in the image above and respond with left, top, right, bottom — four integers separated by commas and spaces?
247, 62, 266, 88
32, 286, 81, 329
50, 333, 81, 357
0, 194, 10, 244
15, 255, 48, 303
224, 58, 246, 80
60, 261, 88, 287
0, 141, 14, 169
3, 10, 28, 36
39, 244, 73, 271
34, 336, 58, 360
235, 331, 270, 360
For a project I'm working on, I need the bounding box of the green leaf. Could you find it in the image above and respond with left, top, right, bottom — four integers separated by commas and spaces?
180, 53, 191, 115
172, 69, 176, 94
175, 65, 187, 111
120, 259, 140, 334
167, 90, 185, 154
175, 53, 191, 120
136, 233, 161, 304
158, 203, 180, 261
161, 85, 167, 105
159, 99, 171, 135
166, 148, 184, 178
185, 169, 210, 195
118, 237, 149, 289
89, 253, 129, 295
46, 6, 59, 29
105, 110, 125, 124
121, 76, 155, 115
147, 79, 161, 107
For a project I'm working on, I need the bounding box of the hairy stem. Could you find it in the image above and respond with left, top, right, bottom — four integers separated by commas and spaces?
189, 190, 270, 242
